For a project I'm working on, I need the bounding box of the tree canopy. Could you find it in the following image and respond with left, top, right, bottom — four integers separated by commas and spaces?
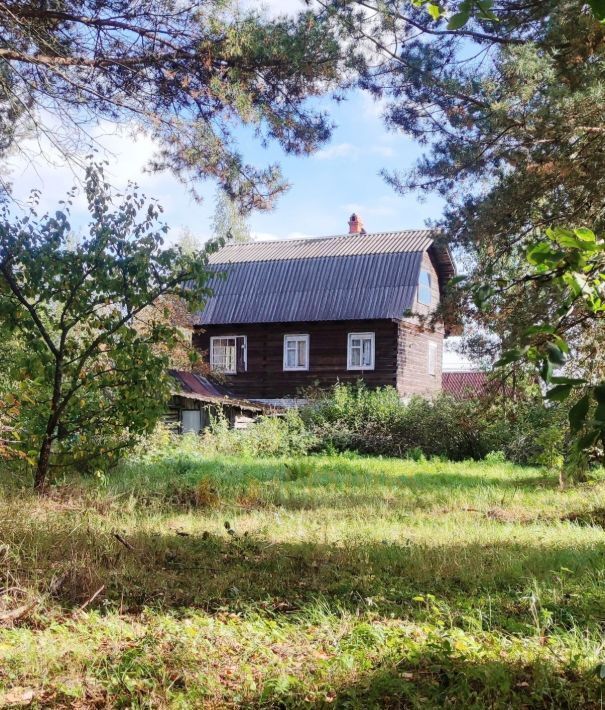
0, 0, 342, 209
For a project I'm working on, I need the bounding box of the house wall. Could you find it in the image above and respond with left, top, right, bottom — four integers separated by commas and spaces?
396, 322, 444, 397
193, 319, 399, 399
397, 251, 444, 397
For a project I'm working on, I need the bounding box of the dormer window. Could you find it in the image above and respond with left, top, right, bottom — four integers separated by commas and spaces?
418, 270, 431, 306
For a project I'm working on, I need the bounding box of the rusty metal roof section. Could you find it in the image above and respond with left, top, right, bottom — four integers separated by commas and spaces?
169, 370, 269, 412
441, 371, 514, 400
196, 230, 456, 326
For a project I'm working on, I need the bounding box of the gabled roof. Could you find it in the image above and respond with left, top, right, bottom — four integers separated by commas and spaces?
195, 230, 455, 326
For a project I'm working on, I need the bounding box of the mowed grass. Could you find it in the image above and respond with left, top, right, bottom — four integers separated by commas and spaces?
3, 452, 605, 707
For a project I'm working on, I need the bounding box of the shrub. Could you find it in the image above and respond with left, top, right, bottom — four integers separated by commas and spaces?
301, 382, 565, 464
484, 450, 507, 464
201, 409, 316, 458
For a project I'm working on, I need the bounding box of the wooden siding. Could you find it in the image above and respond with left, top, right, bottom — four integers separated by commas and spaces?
397, 252, 445, 396
193, 320, 399, 399
396, 322, 443, 397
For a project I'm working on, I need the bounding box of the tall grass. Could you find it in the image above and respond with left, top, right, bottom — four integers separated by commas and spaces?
1, 447, 605, 707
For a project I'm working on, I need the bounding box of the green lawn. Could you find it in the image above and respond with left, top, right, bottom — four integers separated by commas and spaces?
2, 452, 605, 707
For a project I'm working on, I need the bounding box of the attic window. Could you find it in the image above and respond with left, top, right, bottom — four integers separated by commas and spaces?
283, 334, 309, 371
418, 270, 431, 306
347, 332, 375, 370
210, 336, 246, 374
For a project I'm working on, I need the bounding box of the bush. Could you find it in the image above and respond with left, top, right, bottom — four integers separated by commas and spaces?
201, 409, 316, 458
135, 384, 566, 467
301, 382, 565, 464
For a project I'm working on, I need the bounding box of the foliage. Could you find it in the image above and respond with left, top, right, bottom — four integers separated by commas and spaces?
325, 1, 605, 374
302, 382, 565, 465
211, 189, 251, 244
0, 0, 342, 208
2, 451, 605, 705
0, 162, 216, 489
474, 226, 605, 470
284, 458, 315, 481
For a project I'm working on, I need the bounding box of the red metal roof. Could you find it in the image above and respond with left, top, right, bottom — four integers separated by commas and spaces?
442, 371, 491, 399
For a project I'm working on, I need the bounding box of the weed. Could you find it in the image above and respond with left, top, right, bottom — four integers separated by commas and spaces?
284, 459, 315, 481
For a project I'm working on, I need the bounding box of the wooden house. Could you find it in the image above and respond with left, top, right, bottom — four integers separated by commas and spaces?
192, 214, 456, 403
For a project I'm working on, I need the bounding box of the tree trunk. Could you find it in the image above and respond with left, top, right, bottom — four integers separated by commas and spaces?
34, 357, 64, 492
34, 434, 53, 492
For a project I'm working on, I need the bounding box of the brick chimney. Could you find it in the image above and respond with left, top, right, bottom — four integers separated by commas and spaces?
348, 213, 366, 235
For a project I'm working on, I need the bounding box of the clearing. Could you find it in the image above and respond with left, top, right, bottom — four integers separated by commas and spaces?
1, 453, 605, 707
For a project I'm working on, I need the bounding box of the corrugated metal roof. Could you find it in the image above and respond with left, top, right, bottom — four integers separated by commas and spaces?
208, 230, 434, 264
169, 370, 268, 412
441, 371, 511, 400
195, 229, 456, 326
195, 251, 422, 325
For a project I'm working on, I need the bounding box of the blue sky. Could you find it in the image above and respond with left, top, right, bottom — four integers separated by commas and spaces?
6, 90, 444, 243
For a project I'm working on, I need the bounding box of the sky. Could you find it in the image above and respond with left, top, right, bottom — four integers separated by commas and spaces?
3, 0, 471, 369
6, 91, 444, 243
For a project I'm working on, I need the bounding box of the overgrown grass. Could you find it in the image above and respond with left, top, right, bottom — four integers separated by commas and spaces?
2, 451, 605, 707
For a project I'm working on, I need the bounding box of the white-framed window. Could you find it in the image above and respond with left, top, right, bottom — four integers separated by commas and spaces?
347, 332, 375, 370
428, 342, 438, 376
210, 335, 247, 374
283, 334, 309, 371
418, 269, 432, 306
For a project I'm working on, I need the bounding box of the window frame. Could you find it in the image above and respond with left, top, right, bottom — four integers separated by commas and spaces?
283, 333, 310, 371
347, 332, 375, 371
418, 269, 432, 306
209, 335, 247, 374
428, 341, 438, 377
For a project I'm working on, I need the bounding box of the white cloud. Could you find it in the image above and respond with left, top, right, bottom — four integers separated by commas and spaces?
4, 120, 216, 246
314, 141, 395, 161
315, 142, 359, 161
360, 91, 389, 121
443, 338, 478, 372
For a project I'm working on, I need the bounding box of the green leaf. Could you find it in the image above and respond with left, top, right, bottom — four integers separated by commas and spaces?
546, 384, 573, 402
595, 402, 605, 424
526, 242, 562, 266
545, 342, 566, 366
448, 275, 467, 286
494, 348, 524, 367
540, 358, 553, 383
594, 384, 605, 404
588, 0, 605, 21
475, 0, 498, 20
570, 395, 590, 433
574, 227, 597, 242
550, 376, 586, 385
578, 428, 600, 450
426, 3, 442, 20
524, 324, 556, 336
447, 10, 470, 30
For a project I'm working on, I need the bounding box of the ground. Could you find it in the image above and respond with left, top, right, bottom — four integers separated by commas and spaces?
2, 452, 605, 707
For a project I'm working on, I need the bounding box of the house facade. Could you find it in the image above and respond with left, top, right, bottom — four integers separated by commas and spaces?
192, 215, 456, 403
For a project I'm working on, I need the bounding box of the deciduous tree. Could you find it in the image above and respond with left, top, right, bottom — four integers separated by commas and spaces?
0, 161, 216, 490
